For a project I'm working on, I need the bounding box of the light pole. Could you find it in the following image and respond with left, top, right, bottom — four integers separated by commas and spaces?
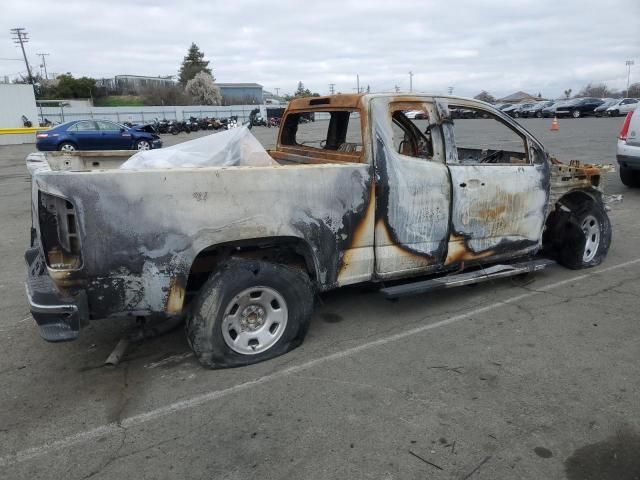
408, 71, 413, 92
626, 60, 634, 97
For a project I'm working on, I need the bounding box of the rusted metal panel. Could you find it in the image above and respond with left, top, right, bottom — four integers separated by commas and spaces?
446, 164, 548, 262
370, 96, 451, 277
33, 161, 372, 316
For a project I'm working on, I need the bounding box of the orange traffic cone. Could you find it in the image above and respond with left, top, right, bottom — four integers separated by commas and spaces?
550, 116, 559, 131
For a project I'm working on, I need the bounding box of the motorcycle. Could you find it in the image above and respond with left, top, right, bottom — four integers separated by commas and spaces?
168, 120, 191, 135
249, 108, 267, 127
267, 117, 281, 128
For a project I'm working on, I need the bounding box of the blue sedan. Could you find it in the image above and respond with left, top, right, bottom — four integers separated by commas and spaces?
36, 120, 162, 152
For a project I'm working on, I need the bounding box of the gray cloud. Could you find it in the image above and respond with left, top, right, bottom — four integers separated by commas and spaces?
1, 0, 639, 99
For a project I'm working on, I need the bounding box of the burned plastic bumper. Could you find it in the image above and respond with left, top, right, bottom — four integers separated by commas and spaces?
24, 246, 88, 342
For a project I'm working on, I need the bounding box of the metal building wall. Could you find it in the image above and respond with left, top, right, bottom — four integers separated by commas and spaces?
0, 84, 39, 128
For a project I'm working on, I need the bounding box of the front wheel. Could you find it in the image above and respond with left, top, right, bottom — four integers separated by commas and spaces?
557, 200, 611, 269
135, 139, 151, 150
186, 259, 314, 369
572, 109, 581, 118
536, 111, 543, 118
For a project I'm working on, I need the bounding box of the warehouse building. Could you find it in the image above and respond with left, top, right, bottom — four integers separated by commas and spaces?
217, 83, 263, 105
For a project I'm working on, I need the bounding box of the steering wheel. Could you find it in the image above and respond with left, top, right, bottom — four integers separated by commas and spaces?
480, 150, 503, 163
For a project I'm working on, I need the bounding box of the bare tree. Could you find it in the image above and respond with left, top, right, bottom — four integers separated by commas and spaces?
473, 91, 495, 103
576, 83, 618, 98
564, 88, 572, 99
627, 82, 640, 98
185, 72, 221, 105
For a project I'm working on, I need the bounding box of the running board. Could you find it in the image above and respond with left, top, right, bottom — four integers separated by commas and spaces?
380, 259, 556, 299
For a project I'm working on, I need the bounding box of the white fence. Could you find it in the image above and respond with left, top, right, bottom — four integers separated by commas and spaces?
38, 104, 271, 125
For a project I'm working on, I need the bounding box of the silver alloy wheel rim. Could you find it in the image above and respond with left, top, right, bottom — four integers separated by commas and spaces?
60, 143, 75, 152
221, 286, 288, 355
581, 214, 600, 263
137, 141, 151, 150
572, 110, 580, 118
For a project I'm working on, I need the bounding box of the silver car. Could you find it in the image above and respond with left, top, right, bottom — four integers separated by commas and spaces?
617, 108, 640, 187
607, 98, 639, 117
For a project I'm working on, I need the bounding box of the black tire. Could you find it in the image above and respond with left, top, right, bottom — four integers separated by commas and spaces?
620, 167, 640, 188
186, 258, 314, 369
536, 111, 543, 118
514, 112, 520, 118
58, 141, 77, 152
557, 199, 611, 269
572, 109, 581, 118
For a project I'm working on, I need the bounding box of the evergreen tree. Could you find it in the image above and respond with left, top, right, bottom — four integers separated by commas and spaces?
179, 43, 213, 85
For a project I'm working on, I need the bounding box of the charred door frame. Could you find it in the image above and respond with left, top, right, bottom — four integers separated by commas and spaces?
370, 96, 452, 279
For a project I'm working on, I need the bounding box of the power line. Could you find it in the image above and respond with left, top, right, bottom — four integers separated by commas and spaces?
37, 52, 50, 79
10, 27, 33, 84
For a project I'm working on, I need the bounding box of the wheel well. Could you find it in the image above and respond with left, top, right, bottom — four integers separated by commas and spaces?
184, 237, 318, 308
58, 140, 77, 149
543, 189, 600, 253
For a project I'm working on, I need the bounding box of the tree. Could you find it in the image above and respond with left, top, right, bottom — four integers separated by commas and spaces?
284, 81, 320, 100
628, 82, 640, 98
576, 83, 618, 98
179, 43, 213, 85
185, 72, 221, 105
474, 91, 495, 103
37, 73, 99, 100
564, 88, 572, 99
141, 85, 190, 106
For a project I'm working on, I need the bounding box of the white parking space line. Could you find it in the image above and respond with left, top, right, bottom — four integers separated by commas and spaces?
2, 257, 640, 467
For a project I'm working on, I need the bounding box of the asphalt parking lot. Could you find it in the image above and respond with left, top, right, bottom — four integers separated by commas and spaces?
1, 116, 639, 480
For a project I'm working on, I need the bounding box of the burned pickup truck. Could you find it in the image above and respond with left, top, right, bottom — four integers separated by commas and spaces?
26, 94, 612, 368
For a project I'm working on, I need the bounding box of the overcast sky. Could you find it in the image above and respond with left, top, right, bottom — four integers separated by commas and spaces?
1, 0, 639, 99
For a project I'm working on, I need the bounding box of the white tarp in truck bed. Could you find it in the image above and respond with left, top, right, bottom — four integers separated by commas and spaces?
120, 126, 277, 169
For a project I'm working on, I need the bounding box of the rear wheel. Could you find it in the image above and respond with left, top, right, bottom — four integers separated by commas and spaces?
557, 199, 611, 269
186, 259, 314, 369
536, 111, 543, 118
58, 142, 77, 152
620, 167, 640, 188
572, 109, 581, 118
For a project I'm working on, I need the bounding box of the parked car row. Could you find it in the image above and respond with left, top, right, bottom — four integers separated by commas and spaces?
492, 97, 638, 119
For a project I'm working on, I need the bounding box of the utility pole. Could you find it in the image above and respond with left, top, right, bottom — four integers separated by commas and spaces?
448, 86, 454, 95
10, 28, 33, 84
408, 71, 413, 92
626, 60, 635, 97
37, 52, 49, 79
394, 85, 400, 93
274, 87, 280, 97
356, 74, 360, 94
329, 83, 335, 95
